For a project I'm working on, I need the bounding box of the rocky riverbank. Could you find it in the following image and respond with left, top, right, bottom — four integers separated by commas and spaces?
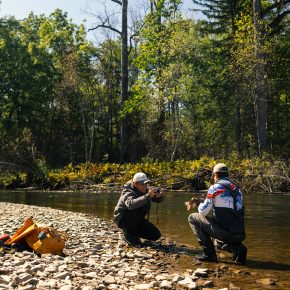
0, 202, 283, 290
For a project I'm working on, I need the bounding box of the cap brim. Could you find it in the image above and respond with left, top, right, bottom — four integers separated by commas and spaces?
133, 179, 151, 185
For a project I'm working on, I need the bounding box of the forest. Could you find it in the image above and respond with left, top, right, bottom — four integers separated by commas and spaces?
0, 1, 289, 187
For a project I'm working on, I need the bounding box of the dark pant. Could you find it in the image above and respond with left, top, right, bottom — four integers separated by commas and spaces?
119, 213, 161, 241
188, 212, 245, 256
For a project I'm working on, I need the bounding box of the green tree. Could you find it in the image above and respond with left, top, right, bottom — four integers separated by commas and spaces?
89, 0, 132, 162
135, 0, 183, 159
0, 16, 56, 171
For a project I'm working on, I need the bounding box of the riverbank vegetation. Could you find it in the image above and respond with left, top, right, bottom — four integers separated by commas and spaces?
0, 1, 289, 191
0, 156, 289, 193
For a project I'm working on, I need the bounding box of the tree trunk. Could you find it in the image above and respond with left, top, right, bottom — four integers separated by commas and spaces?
81, 109, 88, 162
253, 0, 268, 154
89, 112, 96, 162
235, 89, 242, 155
120, 0, 129, 162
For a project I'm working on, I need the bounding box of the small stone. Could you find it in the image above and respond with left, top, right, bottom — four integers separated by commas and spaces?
59, 285, 74, 290
58, 264, 68, 272
160, 280, 172, 288
187, 282, 198, 290
44, 266, 57, 273
54, 272, 70, 279
194, 268, 209, 278
155, 274, 167, 281
22, 278, 39, 286
0, 269, 10, 275
256, 278, 276, 286
46, 279, 57, 287
18, 285, 35, 290
229, 283, 242, 290
125, 271, 138, 278
85, 272, 98, 279
117, 270, 125, 278
19, 273, 33, 283
30, 265, 44, 273
178, 277, 193, 286
8, 276, 20, 287
203, 280, 214, 287
94, 244, 103, 250
172, 275, 183, 283
77, 262, 89, 268
144, 273, 154, 280
107, 284, 118, 290
134, 283, 152, 290
103, 275, 115, 285
0, 275, 11, 284
22, 251, 35, 258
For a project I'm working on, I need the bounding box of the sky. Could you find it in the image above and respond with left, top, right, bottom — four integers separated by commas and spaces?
0, 0, 197, 41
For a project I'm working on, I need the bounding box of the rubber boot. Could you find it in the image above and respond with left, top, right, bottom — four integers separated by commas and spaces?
232, 243, 247, 265
195, 246, 218, 262
121, 231, 141, 246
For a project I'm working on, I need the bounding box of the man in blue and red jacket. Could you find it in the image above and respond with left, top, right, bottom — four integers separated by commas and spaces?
188, 163, 247, 264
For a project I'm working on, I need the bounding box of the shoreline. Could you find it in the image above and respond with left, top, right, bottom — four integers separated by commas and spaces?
1, 158, 289, 195
2, 187, 289, 195
0, 202, 286, 289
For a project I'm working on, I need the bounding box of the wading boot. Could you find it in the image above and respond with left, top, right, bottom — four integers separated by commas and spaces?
233, 243, 247, 265
194, 253, 218, 262
194, 249, 218, 262
121, 231, 141, 247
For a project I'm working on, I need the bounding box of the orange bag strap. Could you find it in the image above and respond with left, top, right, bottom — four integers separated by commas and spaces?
5, 217, 34, 245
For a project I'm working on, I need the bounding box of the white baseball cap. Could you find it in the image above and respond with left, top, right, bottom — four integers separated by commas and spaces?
213, 163, 229, 173
132, 172, 150, 184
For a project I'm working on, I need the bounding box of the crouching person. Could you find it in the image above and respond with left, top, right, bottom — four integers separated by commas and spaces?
113, 172, 164, 246
187, 163, 247, 264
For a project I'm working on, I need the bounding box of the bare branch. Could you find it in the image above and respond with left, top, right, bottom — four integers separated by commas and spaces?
270, 9, 290, 29
128, 20, 145, 55
128, 32, 138, 55
88, 10, 122, 35
88, 24, 121, 35
262, 0, 290, 17
110, 0, 122, 5
127, 7, 145, 55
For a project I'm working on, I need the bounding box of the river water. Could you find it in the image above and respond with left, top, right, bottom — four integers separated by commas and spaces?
0, 190, 289, 289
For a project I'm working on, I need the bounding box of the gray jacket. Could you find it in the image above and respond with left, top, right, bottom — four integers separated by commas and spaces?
113, 182, 164, 226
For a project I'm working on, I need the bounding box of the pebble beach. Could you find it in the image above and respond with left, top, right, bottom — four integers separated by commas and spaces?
0, 202, 282, 290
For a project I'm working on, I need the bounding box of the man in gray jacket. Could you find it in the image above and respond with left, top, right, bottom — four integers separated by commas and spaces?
114, 172, 164, 246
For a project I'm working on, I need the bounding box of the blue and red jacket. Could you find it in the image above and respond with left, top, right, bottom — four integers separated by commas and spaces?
198, 178, 245, 235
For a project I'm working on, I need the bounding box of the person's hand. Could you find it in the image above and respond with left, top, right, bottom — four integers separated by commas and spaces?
147, 186, 157, 198
191, 197, 201, 204
184, 200, 195, 211
184, 197, 202, 211
155, 188, 164, 198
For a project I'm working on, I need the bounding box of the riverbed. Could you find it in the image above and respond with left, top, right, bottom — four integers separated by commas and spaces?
0, 191, 289, 289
